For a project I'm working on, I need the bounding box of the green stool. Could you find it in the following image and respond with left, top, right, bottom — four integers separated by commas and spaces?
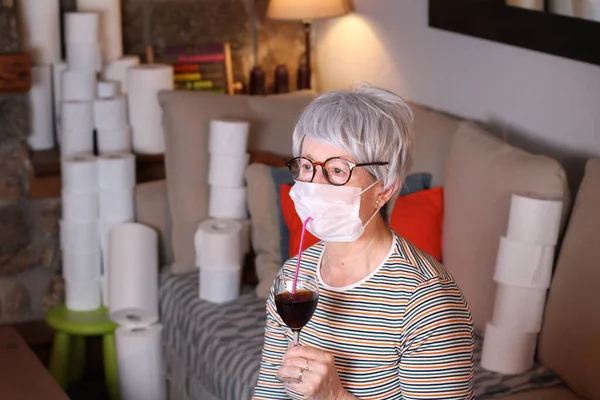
46, 304, 120, 400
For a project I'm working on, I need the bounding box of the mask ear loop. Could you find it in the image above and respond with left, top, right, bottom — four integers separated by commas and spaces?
359, 179, 384, 229
359, 179, 381, 195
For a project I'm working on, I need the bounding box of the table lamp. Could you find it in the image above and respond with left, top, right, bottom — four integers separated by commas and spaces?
267, 0, 350, 90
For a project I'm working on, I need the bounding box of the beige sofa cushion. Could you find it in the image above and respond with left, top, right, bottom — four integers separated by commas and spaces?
135, 180, 172, 266
443, 122, 569, 332
538, 158, 600, 400
409, 103, 461, 187
494, 386, 581, 400
159, 91, 314, 274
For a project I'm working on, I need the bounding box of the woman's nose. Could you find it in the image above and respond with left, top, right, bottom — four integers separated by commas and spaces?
312, 166, 329, 184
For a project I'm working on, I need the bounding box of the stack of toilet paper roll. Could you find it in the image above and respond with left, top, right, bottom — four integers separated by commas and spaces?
194, 119, 252, 303
61, 155, 102, 311
17, 0, 61, 151
481, 194, 563, 375
108, 223, 165, 400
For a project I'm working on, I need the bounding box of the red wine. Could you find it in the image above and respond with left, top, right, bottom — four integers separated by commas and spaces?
275, 289, 318, 330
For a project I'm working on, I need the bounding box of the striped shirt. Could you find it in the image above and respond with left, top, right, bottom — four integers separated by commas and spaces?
253, 232, 474, 399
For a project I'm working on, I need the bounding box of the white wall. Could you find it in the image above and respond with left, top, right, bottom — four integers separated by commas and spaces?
315, 0, 600, 188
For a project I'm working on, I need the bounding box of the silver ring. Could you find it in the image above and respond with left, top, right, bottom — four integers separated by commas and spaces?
298, 369, 304, 381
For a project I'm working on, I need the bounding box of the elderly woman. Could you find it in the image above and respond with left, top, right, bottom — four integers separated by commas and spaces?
253, 86, 474, 400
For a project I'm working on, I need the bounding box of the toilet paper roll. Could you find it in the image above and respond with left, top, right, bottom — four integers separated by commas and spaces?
62, 251, 101, 281
64, 12, 99, 44
195, 219, 243, 267
61, 100, 94, 133
493, 237, 555, 289
99, 188, 135, 222
61, 154, 98, 192
551, 0, 574, 16
97, 127, 132, 155
209, 187, 248, 220
97, 80, 120, 98
492, 283, 548, 333
102, 56, 140, 93
127, 64, 174, 154
580, 0, 600, 21
481, 322, 537, 374
200, 265, 242, 303
66, 42, 102, 72
209, 119, 250, 155
60, 128, 95, 157
61, 191, 98, 222
66, 279, 102, 311
98, 153, 136, 189
506, 194, 563, 246
52, 62, 68, 132
99, 217, 133, 252
62, 70, 96, 101
101, 273, 109, 308
507, 0, 543, 10
27, 65, 55, 151
115, 324, 166, 400
16, 0, 61, 64
93, 96, 128, 130
208, 153, 250, 188
109, 223, 159, 327
60, 220, 100, 252
77, 0, 123, 61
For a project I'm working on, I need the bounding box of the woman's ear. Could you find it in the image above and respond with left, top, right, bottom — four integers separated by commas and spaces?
378, 180, 399, 206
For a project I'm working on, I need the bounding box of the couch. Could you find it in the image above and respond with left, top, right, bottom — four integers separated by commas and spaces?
134, 91, 599, 400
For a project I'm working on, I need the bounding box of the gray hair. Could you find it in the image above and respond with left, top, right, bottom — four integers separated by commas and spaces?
292, 84, 414, 222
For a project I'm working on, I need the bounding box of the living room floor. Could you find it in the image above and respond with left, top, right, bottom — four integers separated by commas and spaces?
16, 322, 110, 400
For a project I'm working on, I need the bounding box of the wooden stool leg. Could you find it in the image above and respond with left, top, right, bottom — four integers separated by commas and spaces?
69, 335, 86, 383
49, 331, 71, 389
103, 333, 120, 400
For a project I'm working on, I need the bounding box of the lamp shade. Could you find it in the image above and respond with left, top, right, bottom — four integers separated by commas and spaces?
267, 0, 351, 20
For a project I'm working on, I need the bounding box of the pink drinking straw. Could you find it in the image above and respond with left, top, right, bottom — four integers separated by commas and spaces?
292, 216, 312, 295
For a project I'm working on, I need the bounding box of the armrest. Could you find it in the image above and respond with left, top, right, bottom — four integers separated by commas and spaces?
135, 180, 172, 266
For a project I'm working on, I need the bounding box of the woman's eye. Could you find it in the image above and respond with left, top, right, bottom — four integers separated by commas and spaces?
331, 168, 345, 176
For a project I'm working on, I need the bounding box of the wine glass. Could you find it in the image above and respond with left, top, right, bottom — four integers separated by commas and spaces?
274, 271, 319, 345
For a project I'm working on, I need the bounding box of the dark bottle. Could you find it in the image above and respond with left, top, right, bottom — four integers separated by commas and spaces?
297, 64, 310, 91
249, 65, 266, 95
275, 289, 318, 330
274, 64, 290, 94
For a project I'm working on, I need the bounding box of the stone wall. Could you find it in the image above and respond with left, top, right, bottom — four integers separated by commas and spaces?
0, 3, 62, 325
0, 0, 302, 324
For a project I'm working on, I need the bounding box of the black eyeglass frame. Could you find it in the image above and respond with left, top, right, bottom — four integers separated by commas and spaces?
286, 156, 389, 186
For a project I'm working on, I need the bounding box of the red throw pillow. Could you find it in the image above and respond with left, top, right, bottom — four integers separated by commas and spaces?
280, 185, 444, 261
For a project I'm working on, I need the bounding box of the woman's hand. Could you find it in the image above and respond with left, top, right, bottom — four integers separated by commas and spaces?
277, 345, 354, 400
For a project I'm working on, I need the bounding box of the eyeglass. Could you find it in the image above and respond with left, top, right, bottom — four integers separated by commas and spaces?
286, 157, 389, 186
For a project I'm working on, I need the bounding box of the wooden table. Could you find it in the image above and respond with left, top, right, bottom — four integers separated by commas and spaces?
0, 326, 69, 400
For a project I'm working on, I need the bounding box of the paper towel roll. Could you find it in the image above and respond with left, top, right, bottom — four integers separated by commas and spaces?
60, 220, 100, 252
208, 153, 250, 188
102, 56, 140, 93
52, 62, 68, 132
66, 42, 102, 72
481, 322, 537, 374
77, 0, 123, 62
64, 12, 99, 44
209, 119, 250, 155
93, 96, 128, 130
97, 80, 120, 98
97, 127, 132, 155
27, 65, 55, 151
62, 191, 98, 222
116, 324, 166, 400
506, 194, 563, 246
493, 237, 555, 289
17, 0, 61, 64
195, 219, 243, 267
507, 0, 544, 10
100, 189, 135, 222
127, 64, 174, 154
98, 153, 136, 189
492, 283, 548, 333
66, 279, 102, 311
63, 251, 101, 281
61, 154, 98, 192
200, 265, 242, 303
62, 70, 96, 101
209, 186, 248, 219
109, 223, 159, 326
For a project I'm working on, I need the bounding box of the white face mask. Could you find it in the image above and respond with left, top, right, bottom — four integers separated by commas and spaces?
289, 180, 381, 242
